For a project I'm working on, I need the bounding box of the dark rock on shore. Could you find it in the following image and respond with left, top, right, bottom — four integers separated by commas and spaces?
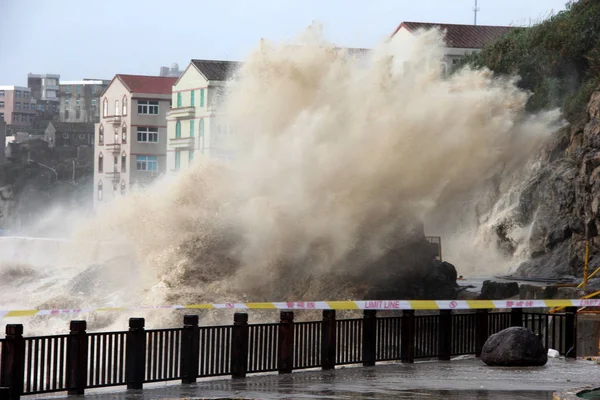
479, 280, 519, 300
481, 326, 548, 367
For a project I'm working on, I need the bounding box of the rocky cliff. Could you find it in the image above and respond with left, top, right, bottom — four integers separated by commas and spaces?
457, 0, 600, 279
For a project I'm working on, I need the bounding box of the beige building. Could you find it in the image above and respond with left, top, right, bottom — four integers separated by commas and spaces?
93, 74, 177, 208
166, 59, 241, 173
390, 22, 513, 75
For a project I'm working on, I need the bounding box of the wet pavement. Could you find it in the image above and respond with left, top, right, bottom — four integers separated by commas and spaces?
40, 357, 599, 399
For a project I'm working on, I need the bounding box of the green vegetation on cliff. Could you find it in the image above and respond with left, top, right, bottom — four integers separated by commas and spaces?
456, 0, 600, 122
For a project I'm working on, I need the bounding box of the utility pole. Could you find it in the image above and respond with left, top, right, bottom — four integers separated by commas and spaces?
473, 0, 480, 25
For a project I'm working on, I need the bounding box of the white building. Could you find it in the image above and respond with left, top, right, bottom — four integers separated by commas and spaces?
390, 22, 514, 74
166, 59, 241, 173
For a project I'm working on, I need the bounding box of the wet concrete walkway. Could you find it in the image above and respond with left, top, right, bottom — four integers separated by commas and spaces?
41, 357, 599, 399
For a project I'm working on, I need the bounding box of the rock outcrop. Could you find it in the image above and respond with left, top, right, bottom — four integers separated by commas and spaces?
481, 326, 548, 367
479, 280, 519, 300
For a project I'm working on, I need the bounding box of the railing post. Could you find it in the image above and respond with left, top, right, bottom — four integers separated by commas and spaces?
125, 318, 146, 390
181, 315, 200, 384
278, 311, 294, 374
401, 310, 415, 363
0, 324, 25, 400
321, 310, 336, 370
511, 308, 523, 327
67, 320, 88, 395
362, 310, 377, 367
565, 306, 578, 358
231, 313, 249, 379
438, 310, 452, 361
475, 309, 489, 357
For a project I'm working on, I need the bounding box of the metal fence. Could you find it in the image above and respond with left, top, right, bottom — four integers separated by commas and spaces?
0, 307, 578, 400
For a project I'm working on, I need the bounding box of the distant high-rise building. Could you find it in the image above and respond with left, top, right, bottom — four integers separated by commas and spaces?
27, 73, 61, 120
59, 79, 110, 123
159, 63, 182, 78
0, 86, 36, 129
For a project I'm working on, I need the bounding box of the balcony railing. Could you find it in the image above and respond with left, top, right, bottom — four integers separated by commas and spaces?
105, 171, 121, 182
169, 136, 195, 149
167, 106, 195, 119
105, 115, 122, 125
105, 143, 121, 153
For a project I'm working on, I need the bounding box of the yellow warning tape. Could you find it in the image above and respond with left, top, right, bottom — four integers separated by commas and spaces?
0, 299, 594, 319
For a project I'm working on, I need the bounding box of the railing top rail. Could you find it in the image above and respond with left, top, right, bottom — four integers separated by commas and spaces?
145, 327, 184, 333
23, 334, 70, 340
88, 330, 128, 336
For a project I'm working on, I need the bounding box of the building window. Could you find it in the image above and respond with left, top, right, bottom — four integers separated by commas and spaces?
191, 90, 195, 106
65, 99, 71, 108
15, 102, 21, 110
189, 150, 194, 163
23, 91, 29, 99
121, 152, 127, 172
97, 181, 103, 201
199, 119, 204, 152
99, 124, 104, 145
200, 89, 205, 107
120, 180, 126, 195
114, 128, 119, 143
91, 86, 96, 95
23, 103, 29, 111
76, 99, 80, 107
103, 98, 108, 117
65, 86, 70, 94
113, 155, 118, 166
0, 102, 4, 109
15, 90, 21, 98
79, 134, 86, 139
190, 120, 195, 137
65, 110, 70, 119
122, 96, 127, 116
0, 90, 4, 97
98, 153, 104, 173
136, 155, 158, 171
63, 133, 70, 139
91, 99, 97, 107
137, 127, 159, 143
115, 100, 120, 116
175, 121, 181, 139
175, 151, 180, 170
137, 100, 159, 115
177, 92, 182, 108
76, 86, 81, 94
122, 122, 127, 143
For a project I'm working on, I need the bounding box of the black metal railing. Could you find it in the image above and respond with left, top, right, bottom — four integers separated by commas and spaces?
336, 318, 362, 365
23, 335, 69, 394
375, 316, 402, 361
451, 313, 476, 356
87, 331, 127, 388
247, 323, 278, 373
293, 321, 321, 369
145, 328, 182, 382
0, 307, 579, 400
198, 325, 231, 377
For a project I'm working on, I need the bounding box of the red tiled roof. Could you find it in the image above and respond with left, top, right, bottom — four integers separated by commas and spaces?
392, 22, 515, 49
116, 74, 177, 95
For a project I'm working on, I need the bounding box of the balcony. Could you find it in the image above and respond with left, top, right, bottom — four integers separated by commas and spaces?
105, 115, 121, 125
105, 171, 121, 182
105, 143, 121, 153
167, 106, 195, 120
169, 136, 195, 149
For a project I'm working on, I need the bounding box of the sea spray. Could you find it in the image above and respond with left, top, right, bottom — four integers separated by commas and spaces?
1, 25, 562, 333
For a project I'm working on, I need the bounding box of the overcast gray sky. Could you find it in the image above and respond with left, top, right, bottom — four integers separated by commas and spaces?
1, 0, 569, 85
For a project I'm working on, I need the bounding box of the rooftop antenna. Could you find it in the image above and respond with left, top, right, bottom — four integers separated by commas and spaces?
473, 0, 480, 25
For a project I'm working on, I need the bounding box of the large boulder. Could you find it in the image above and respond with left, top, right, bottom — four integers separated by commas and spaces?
479, 280, 519, 300
481, 327, 548, 367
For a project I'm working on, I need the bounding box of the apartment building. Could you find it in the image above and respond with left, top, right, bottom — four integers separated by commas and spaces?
390, 22, 513, 74
59, 79, 110, 123
93, 74, 177, 207
166, 59, 241, 173
0, 86, 36, 127
27, 73, 61, 120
